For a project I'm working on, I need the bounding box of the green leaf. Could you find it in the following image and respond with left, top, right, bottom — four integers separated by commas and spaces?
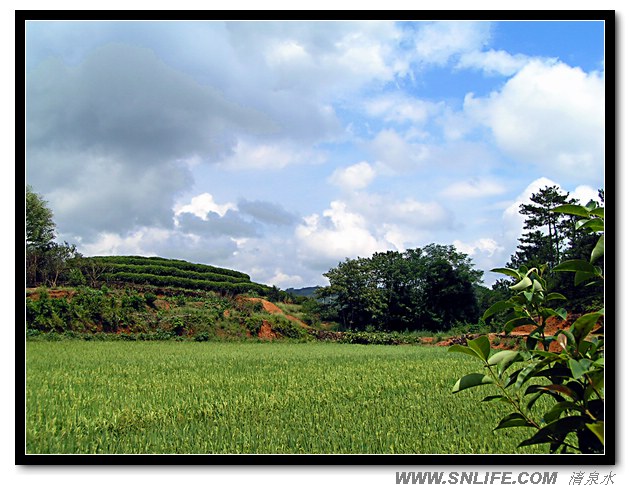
467, 335, 491, 361
590, 207, 604, 218
552, 204, 590, 217
543, 402, 582, 423
553, 260, 596, 273
516, 361, 543, 389
504, 317, 533, 334
481, 395, 510, 404
590, 234, 604, 263
494, 412, 535, 430
518, 416, 586, 448
510, 276, 532, 291
482, 300, 515, 321
575, 271, 597, 286
572, 311, 604, 345
547, 292, 567, 301
488, 350, 524, 377
555, 329, 576, 352
553, 308, 568, 321
579, 218, 604, 233
451, 373, 494, 393
491, 267, 521, 279
448, 344, 485, 361
586, 421, 604, 445
569, 359, 592, 380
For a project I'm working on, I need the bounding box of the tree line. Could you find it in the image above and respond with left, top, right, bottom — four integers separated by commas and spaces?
315, 185, 603, 333
316, 244, 483, 332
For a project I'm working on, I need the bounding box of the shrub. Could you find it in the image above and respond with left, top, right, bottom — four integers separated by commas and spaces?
144, 292, 157, 307
450, 202, 604, 454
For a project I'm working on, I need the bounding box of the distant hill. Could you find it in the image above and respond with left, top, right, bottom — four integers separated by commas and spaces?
285, 286, 321, 298
81, 255, 270, 296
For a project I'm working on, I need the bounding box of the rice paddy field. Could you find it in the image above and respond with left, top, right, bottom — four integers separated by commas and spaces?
25, 341, 547, 455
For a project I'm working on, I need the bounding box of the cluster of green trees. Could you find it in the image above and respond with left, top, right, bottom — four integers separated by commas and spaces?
25, 186, 81, 287
316, 244, 483, 332
315, 185, 603, 334
490, 186, 604, 314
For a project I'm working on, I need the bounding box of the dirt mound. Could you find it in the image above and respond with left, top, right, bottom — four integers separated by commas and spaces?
257, 321, 277, 340
247, 298, 310, 328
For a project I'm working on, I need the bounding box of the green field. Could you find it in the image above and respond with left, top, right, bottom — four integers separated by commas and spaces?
26, 341, 547, 454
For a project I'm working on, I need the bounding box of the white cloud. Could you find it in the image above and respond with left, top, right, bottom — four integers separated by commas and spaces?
572, 185, 601, 205
267, 271, 304, 288
329, 161, 376, 191
174, 193, 236, 220
80, 227, 174, 256
364, 94, 438, 125
368, 129, 430, 172
456, 49, 532, 76
295, 201, 392, 264
441, 178, 506, 199
454, 238, 502, 258
464, 59, 605, 182
413, 21, 491, 65
218, 138, 326, 170
502, 177, 558, 243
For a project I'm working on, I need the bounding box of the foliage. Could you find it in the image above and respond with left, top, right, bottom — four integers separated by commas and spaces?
505, 186, 603, 313
450, 202, 604, 454
319, 244, 483, 332
25, 185, 56, 251
26, 341, 546, 454
87, 255, 250, 280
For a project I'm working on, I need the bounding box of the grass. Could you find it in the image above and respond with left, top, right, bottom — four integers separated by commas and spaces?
25, 341, 547, 454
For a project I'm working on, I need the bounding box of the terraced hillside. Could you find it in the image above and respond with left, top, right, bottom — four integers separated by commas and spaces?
82, 255, 271, 296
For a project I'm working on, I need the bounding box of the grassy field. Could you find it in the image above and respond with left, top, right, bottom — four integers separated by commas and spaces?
25, 341, 547, 455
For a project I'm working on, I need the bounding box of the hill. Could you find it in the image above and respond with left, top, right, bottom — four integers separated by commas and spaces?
285, 286, 321, 298
77, 255, 271, 296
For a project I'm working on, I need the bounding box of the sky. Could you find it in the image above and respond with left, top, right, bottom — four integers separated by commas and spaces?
24, 18, 607, 289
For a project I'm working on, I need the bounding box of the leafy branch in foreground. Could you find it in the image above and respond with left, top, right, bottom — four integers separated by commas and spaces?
450, 202, 604, 454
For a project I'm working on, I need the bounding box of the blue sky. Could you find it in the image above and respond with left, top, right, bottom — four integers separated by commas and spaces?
25, 20, 606, 288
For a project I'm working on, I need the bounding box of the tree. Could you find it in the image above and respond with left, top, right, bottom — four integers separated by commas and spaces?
319, 245, 483, 332
511, 186, 576, 269
26, 185, 56, 251
505, 186, 602, 312
25, 186, 81, 287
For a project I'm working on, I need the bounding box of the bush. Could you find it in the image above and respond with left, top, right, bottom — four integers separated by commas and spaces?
450, 202, 604, 454
194, 332, 210, 342
144, 292, 157, 307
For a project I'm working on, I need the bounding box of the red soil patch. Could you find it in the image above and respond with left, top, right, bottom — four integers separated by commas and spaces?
26, 288, 76, 300
154, 298, 171, 311
246, 298, 311, 329
257, 321, 277, 340
436, 314, 598, 353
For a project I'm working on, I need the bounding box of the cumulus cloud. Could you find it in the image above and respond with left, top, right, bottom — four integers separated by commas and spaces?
26, 43, 272, 238
295, 191, 453, 269
174, 193, 236, 220
237, 199, 299, 226
413, 21, 492, 66
464, 59, 605, 182
456, 49, 532, 76
368, 129, 430, 172
441, 178, 506, 199
217, 138, 327, 170
364, 94, 439, 125
329, 162, 376, 191
295, 201, 392, 266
